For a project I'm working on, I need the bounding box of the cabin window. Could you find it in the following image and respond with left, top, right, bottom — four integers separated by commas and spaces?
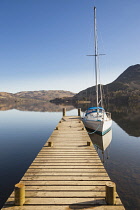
87, 109, 95, 114
86, 109, 103, 114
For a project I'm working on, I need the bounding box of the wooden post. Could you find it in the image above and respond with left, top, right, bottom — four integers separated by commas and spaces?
106, 181, 116, 205
63, 108, 66, 117
48, 142, 53, 147
14, 183, 25, 206
87, 141, 91, 146
78, 108, 81, 116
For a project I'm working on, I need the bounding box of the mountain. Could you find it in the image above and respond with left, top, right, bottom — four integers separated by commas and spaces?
14, 90, 75, 101
114, 64, 140, 87
0, 90, 75, 103
72, 64, 140, 105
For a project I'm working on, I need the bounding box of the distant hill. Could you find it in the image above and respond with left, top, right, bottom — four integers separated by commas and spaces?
114, 64, 140, 86
0, 90, 75, 103
0, 92, 16, 102
14, 90, 75, 101
73, 64, 140, 105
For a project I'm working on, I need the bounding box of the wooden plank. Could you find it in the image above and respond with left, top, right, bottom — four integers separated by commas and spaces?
25, 173, 108, 176
29, 165, 105, 169
23, 185, 106, 191
11, 191, 106, 197
41, 148, 94, 150
38, 152, 97, 154
22, 176, 110, 181
31, 162, 103, 166
27, 168, 106, 172
35, 156, 100, 158
33, 157, 101, 160
34, 153, 99, 156
22, 180, 108, 186
2, 206, 125, 210
34, 158, 101, 160
34, 159, 101, 162
5, 197, 123, 205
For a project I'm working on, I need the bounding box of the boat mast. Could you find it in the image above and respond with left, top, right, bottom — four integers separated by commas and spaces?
94, 7, 98, 108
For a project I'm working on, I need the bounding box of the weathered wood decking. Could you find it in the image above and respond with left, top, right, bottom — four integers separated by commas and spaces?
3, 116, 125, 209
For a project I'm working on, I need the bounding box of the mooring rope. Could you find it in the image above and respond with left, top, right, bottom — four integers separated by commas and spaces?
88, 122, 101, 134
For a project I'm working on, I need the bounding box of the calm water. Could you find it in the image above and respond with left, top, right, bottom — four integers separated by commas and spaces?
0, 105, 140, 209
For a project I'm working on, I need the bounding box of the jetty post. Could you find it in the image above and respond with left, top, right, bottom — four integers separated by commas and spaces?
14, 183, 25, 206
78, 108, 81, 116
106, 181, 116, 205
87, 141, 91, 146
63, 108, 66, 117
48, 141, 53, 147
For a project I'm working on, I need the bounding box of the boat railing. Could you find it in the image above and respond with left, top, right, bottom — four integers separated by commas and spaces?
106, 112, 111, 119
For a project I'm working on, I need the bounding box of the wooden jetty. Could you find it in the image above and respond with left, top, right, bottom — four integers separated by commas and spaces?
3, 109, 125, 209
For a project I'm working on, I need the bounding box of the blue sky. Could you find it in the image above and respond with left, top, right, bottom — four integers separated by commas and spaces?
0, 0, 140, 93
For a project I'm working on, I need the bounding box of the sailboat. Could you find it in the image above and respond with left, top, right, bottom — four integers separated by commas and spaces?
83, 7, 112, 135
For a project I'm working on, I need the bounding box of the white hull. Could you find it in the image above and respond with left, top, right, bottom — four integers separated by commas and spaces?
83, 119, 112, 135
83, 113, 112, 135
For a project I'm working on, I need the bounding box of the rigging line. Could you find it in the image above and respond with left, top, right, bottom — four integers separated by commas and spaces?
99, 31, 106, 57
94, 10, 105, 108
97, 59, 104, 107
87, 24, 94, 105
87, 28, 94, 53
98, 31, 106, 108
96, 6, 105, 106
94, 7, 98, 108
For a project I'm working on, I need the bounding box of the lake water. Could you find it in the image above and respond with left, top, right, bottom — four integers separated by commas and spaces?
0, 104, 140, 209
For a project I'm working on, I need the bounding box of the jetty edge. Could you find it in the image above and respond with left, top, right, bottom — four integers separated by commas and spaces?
2, 108, 125, 209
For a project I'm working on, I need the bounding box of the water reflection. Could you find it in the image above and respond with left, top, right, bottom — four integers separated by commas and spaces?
0, 102, 140, 137
111, 108, 140, 137
0, 101, 74, 112
89, 130, 112, 163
